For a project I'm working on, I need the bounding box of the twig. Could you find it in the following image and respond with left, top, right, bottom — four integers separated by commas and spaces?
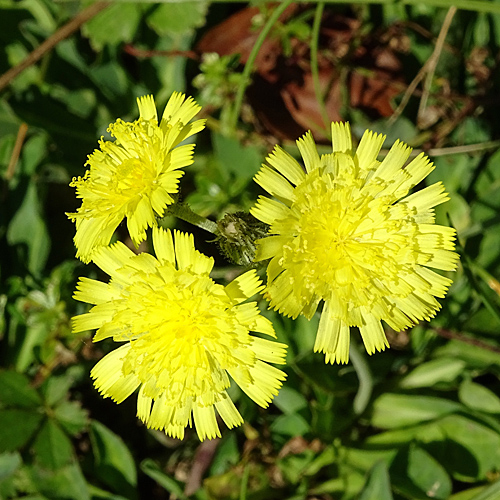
0, 1, 110, 93
427, 140, 500, 157
417, 6, 457, 127
387, 63, 429, 127
6, 123, 28, 181
123, 44, 199, 61
387, 6, 457, 127
433, 327, 500, 354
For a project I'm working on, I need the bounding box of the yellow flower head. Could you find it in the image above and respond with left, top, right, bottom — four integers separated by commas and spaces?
251, 122, 459, 364
67, 93, 206, 263
72, 227, 287, 441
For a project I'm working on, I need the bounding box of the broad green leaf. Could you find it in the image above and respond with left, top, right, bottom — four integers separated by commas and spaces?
87, 484, 130, 500
398, 358, 466, 389
53, 401, 88, 436
91, 63, 129, 99
141, 459, 187, 500
273, 386, 308, 415
390, 444, 452, 500
213, 132, 262, 183
0, 410, 43, 452
450, 485, 488, 500
7, 181, 50, 276
358, 461, 393, 500
459, 380, 500, 414
90, 420, 137, 491
0, 451, 22, 480
369, 414, 500, 482
437, 414, 500, 481
270, 413, 310, 436
0, 371, 42, 408
147, 2, 208, 36
41, 374, 73, 407
32, 419, 73, 470
0, 100, 21, 137
342, 447, 398, 472
433, 340, 500, 369
470, 478, 500, 500
82, 3, 142, 51
370, 394, 462, 429
20, 134, 47, 176
29, 462, 89, 500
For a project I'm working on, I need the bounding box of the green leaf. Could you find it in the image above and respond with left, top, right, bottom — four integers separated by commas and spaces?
450, 485, 489, 500
0, 410, 43, 452
0, 451, 22, 480
459, 379, 500, 414
29, 462, 90, 500
147, 2, 208, 36
342, 447, 398, 472
270, 413, 311, 436
82, 3, 142, 51
91, 62, 129, 99
20, 134, 47, 176
41, 374, 73, 408
358, 461, 393, 500
53, 401, 88, 436
370, 394, 462, 429
0, 100, 21, 137
437, 414, 500, 481
278, 449, 316, 484
32, 419, 73, 470
7, 181, 50, 276
90, 420, 137, 491
470, 478, 500, 500
140, 459, 187, 500
273, 386, 308, 415
210, 434, 239, 476
390, 444, 452, 500
213, 132, 262, 183
433, 340, 500, 369
87, 483, 130, 500
398, 358, 466, 389
0, 370, 42, 408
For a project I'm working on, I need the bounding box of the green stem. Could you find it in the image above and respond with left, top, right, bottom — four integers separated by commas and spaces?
350, 341, 374, 416
239, 464, 250, 500
228, 0, 295, 133
166, 203, 218, 234
311, 2, 330, 136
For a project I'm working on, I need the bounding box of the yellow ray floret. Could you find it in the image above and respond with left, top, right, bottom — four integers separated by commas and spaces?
72, 228, 287, 441
67, 93, 206, 263
251, 122, 459, 364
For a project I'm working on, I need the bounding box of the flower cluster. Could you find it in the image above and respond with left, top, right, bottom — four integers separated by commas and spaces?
69, 93, 458, 441
69, 94, 287, 441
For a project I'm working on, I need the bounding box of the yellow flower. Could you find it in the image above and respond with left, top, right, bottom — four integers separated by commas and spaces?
72, 227, 287, 441
67, 93, 205, 263
251, 123, 459, 364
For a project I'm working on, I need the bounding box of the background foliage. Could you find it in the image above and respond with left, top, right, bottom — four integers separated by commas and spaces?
2, 1, 500, 499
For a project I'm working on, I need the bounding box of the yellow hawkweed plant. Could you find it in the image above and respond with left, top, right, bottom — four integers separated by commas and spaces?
72, 227, 287, 441
67, 93, 205, 263
251, 122, 459, 364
